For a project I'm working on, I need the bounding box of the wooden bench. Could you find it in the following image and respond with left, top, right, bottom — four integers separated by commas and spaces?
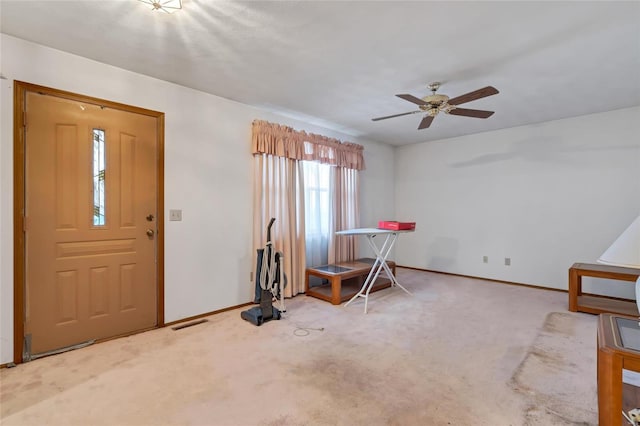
569, 262, 640, 316
305, 258, 396, 305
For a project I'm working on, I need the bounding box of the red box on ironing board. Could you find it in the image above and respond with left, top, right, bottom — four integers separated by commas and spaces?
378, 221, 416, 231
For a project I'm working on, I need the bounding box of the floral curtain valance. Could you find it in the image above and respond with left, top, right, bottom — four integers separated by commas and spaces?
251, 120, 365, 171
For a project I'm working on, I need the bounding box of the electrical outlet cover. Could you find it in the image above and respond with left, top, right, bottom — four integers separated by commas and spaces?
169, 209, 182, 221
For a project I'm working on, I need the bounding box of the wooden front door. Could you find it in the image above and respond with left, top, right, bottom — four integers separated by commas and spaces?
22, 88, 161, 359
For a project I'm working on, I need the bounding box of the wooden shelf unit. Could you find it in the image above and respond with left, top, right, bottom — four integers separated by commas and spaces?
569, 263, 640, 316
305, 258, 396, 305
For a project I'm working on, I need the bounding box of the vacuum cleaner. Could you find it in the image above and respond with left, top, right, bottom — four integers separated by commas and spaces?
241, 217, 286, 326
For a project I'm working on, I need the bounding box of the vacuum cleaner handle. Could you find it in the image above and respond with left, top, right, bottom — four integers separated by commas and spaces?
267, 217, 276, 242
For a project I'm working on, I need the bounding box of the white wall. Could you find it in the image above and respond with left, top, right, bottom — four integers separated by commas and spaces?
395, 107, 640, 296
0, 34, 395, 364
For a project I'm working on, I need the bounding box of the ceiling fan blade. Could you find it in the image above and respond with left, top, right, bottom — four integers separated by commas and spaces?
396, 94, 427, 106
418, 115, 434, 129
448, 108, 495, 119
371, 110, 421, 121
447, 86, 499, 105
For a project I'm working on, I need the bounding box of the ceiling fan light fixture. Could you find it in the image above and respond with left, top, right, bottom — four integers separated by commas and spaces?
373, 83, 499, 129
139, 0, 182, 13
423, 94, 449, 105
441, 104, 456, 113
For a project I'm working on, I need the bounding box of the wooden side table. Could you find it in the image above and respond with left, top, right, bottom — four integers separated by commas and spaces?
598, 314, 640, 425
569, 263, 639, 316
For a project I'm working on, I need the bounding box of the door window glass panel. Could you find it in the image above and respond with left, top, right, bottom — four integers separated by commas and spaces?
93, 129, 106, 226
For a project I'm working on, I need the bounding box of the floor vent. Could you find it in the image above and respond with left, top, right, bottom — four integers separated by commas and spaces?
171, 319, 208, 331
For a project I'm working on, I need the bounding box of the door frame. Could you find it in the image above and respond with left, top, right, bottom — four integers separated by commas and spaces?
13, 81, 165, 364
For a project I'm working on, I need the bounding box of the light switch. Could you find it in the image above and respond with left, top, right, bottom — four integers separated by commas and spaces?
169, 209, 182, 221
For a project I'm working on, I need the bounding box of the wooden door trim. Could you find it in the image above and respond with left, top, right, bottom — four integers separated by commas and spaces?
13, 82, 26, 365
13, 81, 165, 364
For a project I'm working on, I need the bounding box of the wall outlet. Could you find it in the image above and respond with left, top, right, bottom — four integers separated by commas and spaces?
483, 256, 488, 263
505, 257, 511, 266
169, 209, 182, 221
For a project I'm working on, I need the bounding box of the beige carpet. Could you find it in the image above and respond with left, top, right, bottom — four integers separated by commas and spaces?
511, 312, 597, 425
0, 269, 597, 425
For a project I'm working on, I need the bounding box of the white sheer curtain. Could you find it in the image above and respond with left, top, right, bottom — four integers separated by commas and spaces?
302, 161, 334, 267
303, 162, 359, 267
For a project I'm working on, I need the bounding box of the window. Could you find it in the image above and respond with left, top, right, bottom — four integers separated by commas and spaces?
92, 129, 106, 226
303, 161, 332, 267
251, 120, 363, 295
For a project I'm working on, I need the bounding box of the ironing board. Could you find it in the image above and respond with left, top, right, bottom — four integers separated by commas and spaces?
336, 228, 413, 313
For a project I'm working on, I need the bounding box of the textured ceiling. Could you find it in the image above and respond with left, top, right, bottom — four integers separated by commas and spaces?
1, 0, 639, 145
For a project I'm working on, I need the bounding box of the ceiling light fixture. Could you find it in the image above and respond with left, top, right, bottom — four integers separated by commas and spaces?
139, 0, 182, 13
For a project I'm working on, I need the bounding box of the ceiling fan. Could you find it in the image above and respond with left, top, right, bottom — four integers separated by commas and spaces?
372, 82, 499, 130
